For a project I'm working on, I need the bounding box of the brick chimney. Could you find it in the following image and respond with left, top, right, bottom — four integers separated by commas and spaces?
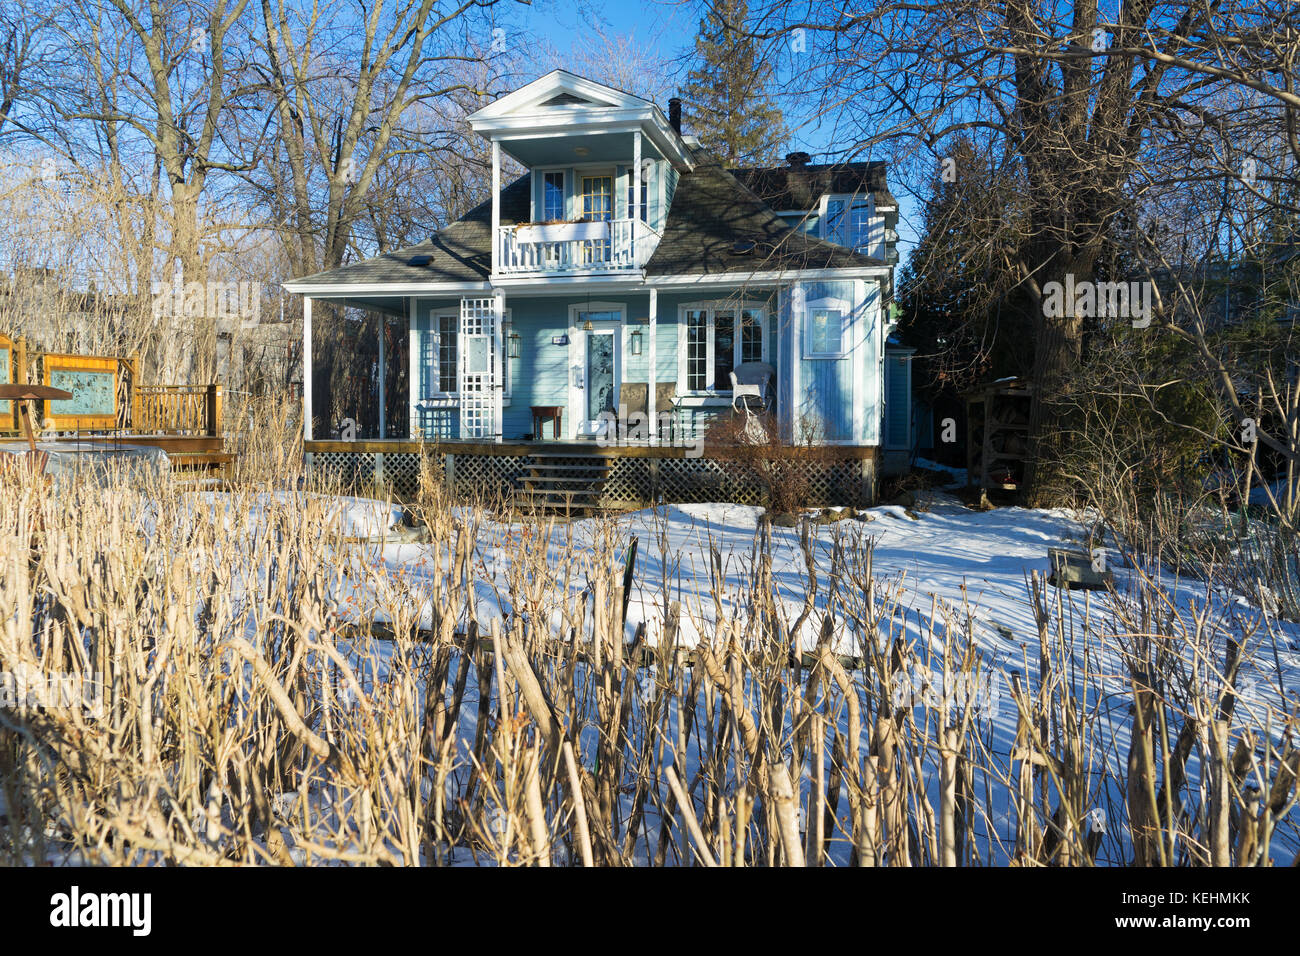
786, 151, 812, 168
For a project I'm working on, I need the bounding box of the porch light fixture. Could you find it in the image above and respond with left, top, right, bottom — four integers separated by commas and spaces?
629, 328, 643, 354
508, 330, 521, 358
582, 318, 594, 331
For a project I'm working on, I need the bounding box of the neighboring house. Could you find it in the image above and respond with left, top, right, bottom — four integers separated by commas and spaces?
285, 70, 902, 505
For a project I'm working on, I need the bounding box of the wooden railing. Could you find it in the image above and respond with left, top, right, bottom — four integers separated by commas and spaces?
131, 384, 222, 436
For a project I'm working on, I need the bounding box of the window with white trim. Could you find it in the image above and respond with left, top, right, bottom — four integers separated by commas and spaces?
626, 164, 650, 223
822, 194, 875, 252
680, 304, 767, 393
428, 311, 512, 397
436, 314, 457, 394
804, 298, 849, 357
542, 171, 565, 220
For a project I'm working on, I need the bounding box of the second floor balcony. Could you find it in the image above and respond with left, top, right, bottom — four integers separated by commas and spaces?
496, 217, 662, 276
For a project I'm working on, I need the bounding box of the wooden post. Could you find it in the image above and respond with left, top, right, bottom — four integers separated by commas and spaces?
494, 289, 505, 442
647, 288, 657, 441
303, 295, 313, 441
377, 314, 386, 439
207, 383, 222, 437
126, 354, 139, 431
632, 130, 642, 224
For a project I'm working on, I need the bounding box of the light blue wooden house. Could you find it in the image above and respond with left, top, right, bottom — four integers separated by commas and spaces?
286, 71, 904, 507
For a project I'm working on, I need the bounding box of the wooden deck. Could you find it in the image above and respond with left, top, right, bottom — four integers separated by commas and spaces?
3, 335, 230, 479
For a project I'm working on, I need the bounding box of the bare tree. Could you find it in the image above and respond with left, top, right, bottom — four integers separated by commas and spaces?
740, 0, 1296, 503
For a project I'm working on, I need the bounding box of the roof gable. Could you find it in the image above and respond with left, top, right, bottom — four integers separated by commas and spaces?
468, 70, 650, 122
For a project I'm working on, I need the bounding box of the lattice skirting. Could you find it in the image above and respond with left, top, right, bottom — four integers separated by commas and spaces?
306, 450, 877, 507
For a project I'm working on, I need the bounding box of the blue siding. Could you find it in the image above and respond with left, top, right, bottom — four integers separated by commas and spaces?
777, 279, 882, 446
409, 282, 881, 447
801, 357, 854, 442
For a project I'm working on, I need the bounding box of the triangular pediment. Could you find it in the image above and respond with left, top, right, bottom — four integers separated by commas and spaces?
468, 70, 649, 123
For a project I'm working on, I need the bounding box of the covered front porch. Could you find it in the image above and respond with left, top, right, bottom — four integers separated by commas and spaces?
299, 285, 789, 446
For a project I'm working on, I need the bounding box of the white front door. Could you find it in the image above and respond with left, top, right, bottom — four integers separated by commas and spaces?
568, 306, 622, 438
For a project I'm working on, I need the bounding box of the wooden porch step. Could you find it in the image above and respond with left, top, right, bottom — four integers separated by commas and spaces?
515, 487, 602, 500
523, 475, 607, 486
526, 451, 616, 460
515, 450, 614, 514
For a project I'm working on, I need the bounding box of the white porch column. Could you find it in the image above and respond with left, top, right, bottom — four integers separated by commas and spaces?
632, 130, 642, 222
490, 140, 501, 276
302, 295, 312, 440
647, 287, 657, 442
494, 289, 506, 441
377, 314, 386, 438
408, 297, 423, 439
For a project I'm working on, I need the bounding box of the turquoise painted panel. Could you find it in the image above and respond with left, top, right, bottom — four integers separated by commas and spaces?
50, 368, 115, 417
799, 358, 853, 441
885, 354, 910, 448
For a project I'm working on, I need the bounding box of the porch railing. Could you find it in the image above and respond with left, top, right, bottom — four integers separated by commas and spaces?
131, 384, 222, 436
495, 217, 660, 275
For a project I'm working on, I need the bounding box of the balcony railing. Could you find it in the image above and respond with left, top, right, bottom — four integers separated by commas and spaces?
495, 217, 661, 276
132, 384, 223, 436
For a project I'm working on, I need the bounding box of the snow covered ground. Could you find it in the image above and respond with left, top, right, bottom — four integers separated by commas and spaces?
135, 488, 1295, 865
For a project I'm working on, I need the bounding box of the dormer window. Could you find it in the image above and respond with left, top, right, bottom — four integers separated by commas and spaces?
822, 195, 875, 252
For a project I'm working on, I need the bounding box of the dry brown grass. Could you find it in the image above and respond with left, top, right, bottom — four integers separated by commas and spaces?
0, 442, 1295, 866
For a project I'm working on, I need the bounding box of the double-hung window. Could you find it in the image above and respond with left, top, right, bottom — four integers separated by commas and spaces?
626, 165, 650, 223
541, 171, 565, 221
682, 304, 767, 393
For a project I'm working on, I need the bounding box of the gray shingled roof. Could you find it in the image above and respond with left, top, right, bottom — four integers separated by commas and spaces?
288, 149, 886, 288
730, 161, 897, 212
644, 150, 884, 275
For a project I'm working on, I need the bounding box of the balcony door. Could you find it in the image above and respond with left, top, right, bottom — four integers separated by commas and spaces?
580, 174, 613, 264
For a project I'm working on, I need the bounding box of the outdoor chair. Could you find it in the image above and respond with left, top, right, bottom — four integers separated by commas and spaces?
654, 382, 679, 441
617, 382, 648, 438
730, 362, 775, 412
